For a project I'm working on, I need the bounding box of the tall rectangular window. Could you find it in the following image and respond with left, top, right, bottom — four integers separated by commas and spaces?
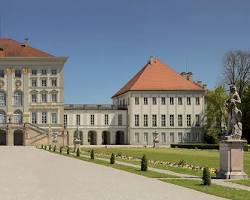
135, 132, 140, 143
31, 112, 37, 124
196, 97, 200, 105
0, 70, 4, 77
41, 93, 47, 103
161, 97, 166, 105
51, 69, 57, 75
135, 97, 139, 105
178, 132, 183, 143
143, 114, 148, 127
42, 112, 47, 124
170, 115, 174, 127
15, 70, 21, 78
152, 115, 157, 127
161, 114, 166, 127
51, 113, 57, 124
187, 132, 191, 142
51, 93, 57, 103
178, 97, 182, 105
104, 114, 109, 125
90, 114, 95, 125
170, 132, 175, 143
51, 79, 57, 87
195, 114, 200, 126
0, 92, 6, 106
64, 114, 67, 127
41, 79, 47, 87
178, 115, 182, 126
161, 132, 166, 144
135, 114, 139, 126
187, 114, 191, 126
144, 132, 148, 144
76, 114, 80, 126
170, 97, 174, 105
31, 69, 37, 75
118, 114, 123, 126
41, 69, 47, 75
152, 97, 157, 105
31, 79, 37, 87
144, 97, 148, 105
31, 94, 37, 103
187, 97, 191, 105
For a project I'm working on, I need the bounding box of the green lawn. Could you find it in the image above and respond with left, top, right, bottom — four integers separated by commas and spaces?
230, 179, 250, 187
80, 147, 250, 177
161, 179, 250, 200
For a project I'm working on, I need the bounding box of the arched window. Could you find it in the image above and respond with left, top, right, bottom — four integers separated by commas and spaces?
13, 110, 23, 124
0, 92, 6, 106
14, 91, 22, 106
0, 111, 6, 123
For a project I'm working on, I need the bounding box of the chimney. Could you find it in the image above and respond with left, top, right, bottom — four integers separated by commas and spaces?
21, 38, 29, 47
148, 56, 159, 65
186, 72, 192, 81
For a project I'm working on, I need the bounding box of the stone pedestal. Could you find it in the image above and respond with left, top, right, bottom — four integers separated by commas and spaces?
216, 140, 248, 179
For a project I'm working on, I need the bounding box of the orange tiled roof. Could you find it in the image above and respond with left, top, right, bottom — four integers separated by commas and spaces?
0, 38, 53, 57
112, 58, 205, 97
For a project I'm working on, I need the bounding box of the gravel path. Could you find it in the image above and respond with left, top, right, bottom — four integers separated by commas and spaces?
0, 146, 226, 200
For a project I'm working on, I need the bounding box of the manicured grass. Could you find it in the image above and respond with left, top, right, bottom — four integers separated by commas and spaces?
161, 179, 250, 200
230, 179, 250, 187
80, 147, 250, 177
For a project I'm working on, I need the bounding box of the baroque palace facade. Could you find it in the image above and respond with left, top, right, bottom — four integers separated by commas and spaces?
0, 38, 207, 146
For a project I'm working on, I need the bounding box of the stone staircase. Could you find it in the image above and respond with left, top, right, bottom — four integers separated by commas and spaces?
24, 123, 49, 145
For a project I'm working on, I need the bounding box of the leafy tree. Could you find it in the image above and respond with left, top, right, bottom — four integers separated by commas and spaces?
205, 86, 228, 143
242, 85, 250, 143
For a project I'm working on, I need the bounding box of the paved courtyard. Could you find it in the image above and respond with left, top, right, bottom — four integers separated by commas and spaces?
0, 147, 226, 200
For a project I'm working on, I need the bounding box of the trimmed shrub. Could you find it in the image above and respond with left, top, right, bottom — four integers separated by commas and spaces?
44, 145, 47, 150
243, 143, 249, 152
41, 144, 43, 149
49, 145, 51, 151
90, 149, 95, 160
110, 153, 115, 164
67, 146, 70, 154
53, 145, 56, 152
141, 155, 148, 171
76, 148, 80, 157
202, 167, 211, 186
171, 144, 219, 150
60, 146, 63, 154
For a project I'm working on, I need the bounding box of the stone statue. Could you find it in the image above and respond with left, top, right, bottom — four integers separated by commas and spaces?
224, 85, 242, 139
153, 132, 159, 148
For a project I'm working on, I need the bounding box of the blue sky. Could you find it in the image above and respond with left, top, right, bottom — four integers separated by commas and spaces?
1, 0, 250, 103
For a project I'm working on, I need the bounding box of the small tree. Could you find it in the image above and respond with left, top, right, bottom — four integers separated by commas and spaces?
141, 155, 148, 171
60, 146, 63, 154
49, 145, 51, 151
76, 148, 80, 157
53, 145, 56, 152
110, 153, 115, 164
202, 167, 211, 186
67, 146, 70, 154
90, 149, 95, 159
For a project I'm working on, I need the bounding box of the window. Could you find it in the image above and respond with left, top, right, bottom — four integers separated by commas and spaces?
90, 114, 95, 125
31, 79, 37, 87
143, 132, 148, 144
187, 97, 191, 105
161, 114, 166, 127
187, 114, 191, 126
152, 97, 157, 105
178, 115, 182, 126
14, 91, 22, 106
170, 97, 174, 105
195, 114, 200, 126
143, 114, 148, 127
15, 70, 21, 78
51, 79, 57, 87
31, 69, 37, 75
104, 114, 109, 125
31, 112, 37, 124
76, 114, 80, 126
196, 97, 200, 105
41, 69, 47, 75
170, 132, 175, 143
64, 114, 67, 127
51, 113, 57, 124
135, 114, 139, 126
161, 97, 166, 105
0, 92, 6, 106
135, 97, 139, 105
41, 93, 47, 103
135, 132, 139, 143
42, 112, 47, 124
31, 93, 37, 103
178, 132, 183, 143
41, 79, 47, 87
186, 132, 191, 142
170, 115, 174, 127
0, 70, 4, 77
144, 97, 148, 105
51, 93, 57, 103
161, 132, 166, 144
152, 115, 157, 127
193, 132, 199, 142
51, 69, 57, 75
118, 114, 122, 126
178, 97, 182, 105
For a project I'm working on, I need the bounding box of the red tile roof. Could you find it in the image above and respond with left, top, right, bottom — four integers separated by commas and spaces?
112, 58, 205, 97
0, 38, 53, 57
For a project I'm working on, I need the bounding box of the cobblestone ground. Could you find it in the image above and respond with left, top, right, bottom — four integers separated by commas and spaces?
0, 147, 226, 200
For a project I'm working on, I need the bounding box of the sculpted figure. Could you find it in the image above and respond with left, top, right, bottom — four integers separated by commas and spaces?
225, 85, 242, 139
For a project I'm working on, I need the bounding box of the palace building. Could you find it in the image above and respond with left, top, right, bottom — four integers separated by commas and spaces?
0, 38, 207, 146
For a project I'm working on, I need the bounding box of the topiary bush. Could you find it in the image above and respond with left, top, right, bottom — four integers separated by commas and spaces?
141, 155, 148, 171
110, 153, 115, 164
44, 145, 47, 150
202, 167, 211, 186
41, 144, 43, 149
76, 148, 80, 157
53, 145, 56, 152
67, 146, 70, 154
49, 145, 51, 151
90, 149, 95, 159
60, 146, 63, 154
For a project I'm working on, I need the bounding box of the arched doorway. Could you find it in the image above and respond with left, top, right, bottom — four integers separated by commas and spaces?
13, 110, 23, 124
0, 130, 6, 145
88, 131, 97, 145
102, 131, 110, 145
14, 130, 24, 145
116, 131, 125, 145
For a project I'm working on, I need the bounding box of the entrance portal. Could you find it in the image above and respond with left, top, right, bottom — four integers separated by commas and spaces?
14, 130, 24, 146
88, 131, 97, 145
116, 131, 125, 145
102, 131, 110, 145
0, 130, 6, 145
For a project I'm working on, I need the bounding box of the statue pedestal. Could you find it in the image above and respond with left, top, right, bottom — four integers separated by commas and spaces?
216, 140, 248, 179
